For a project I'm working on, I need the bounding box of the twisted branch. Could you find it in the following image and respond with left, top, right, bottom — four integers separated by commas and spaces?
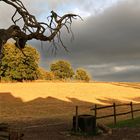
0, 0, 82, 54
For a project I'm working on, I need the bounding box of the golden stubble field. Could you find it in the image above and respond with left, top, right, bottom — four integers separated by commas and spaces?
0, 82, 140, 122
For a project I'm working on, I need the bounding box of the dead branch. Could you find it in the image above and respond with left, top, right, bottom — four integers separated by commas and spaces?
0, 0, 81, 55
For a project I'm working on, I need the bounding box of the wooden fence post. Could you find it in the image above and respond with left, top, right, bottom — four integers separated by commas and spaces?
95, 104, 97, 118
75, 106, 79, 132
113, 103, 117, 124
130, 102, 134, 120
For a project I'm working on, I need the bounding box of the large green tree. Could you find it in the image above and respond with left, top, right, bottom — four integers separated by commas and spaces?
0, 43, 40, 81
50, 60, 74, 80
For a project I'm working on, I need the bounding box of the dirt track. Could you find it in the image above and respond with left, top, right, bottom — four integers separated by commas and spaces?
11, 119, 140, 140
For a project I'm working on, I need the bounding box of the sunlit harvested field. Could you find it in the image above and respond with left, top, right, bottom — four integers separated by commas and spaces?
0, 82, 140, 122
0, 82, 140, 103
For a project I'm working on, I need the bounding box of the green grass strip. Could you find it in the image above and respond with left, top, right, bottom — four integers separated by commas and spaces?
108, 117, 140, 128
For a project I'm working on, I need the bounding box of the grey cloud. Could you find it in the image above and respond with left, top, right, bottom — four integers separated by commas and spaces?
70, 2, 140, 63
74, 1, 140, 63
83, 64, 140, 82
39, 0, 140, 81
96, 68, 140, 82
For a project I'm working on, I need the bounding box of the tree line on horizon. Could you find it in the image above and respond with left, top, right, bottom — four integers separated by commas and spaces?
0, 43, 91, 82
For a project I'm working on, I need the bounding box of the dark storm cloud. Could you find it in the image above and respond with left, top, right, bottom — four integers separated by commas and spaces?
38, 0, 140, 81
69, 1, 140, 64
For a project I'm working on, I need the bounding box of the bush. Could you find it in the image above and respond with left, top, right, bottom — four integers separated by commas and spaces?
50, 60, 74, 80
45, 71, 55, 80
75, 68, 90, 82
38, 67, 47, 80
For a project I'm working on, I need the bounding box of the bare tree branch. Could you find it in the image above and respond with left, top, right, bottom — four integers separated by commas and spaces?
0, 0, 81, 52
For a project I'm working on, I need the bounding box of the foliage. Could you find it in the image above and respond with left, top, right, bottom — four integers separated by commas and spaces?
75, 68, 90, 82
0, 43, 40, 81
38, 67, 47, 80
50, 60, 74, 80
38, 68, 54, 80
45, 71, 55, 80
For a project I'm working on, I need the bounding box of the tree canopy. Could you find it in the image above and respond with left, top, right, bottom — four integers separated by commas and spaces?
0, 43, 40, 81
75, 68, 90, 82
50, 60, 74, 80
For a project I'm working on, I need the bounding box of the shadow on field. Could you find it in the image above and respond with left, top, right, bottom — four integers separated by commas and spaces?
0, 92, 94, 105
95, 97, 125, 105
1, 92, 138, 124
0, 92, 95, 123
95, 97, 140, 105
0, 92, 23, 105
111, 83, 140, 90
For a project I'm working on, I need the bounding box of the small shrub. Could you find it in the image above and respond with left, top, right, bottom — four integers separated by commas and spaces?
75, 68, 90, 82
45, 71, 55, 80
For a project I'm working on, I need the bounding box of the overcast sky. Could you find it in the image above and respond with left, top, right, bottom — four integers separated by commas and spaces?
0, 0, 140, 81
